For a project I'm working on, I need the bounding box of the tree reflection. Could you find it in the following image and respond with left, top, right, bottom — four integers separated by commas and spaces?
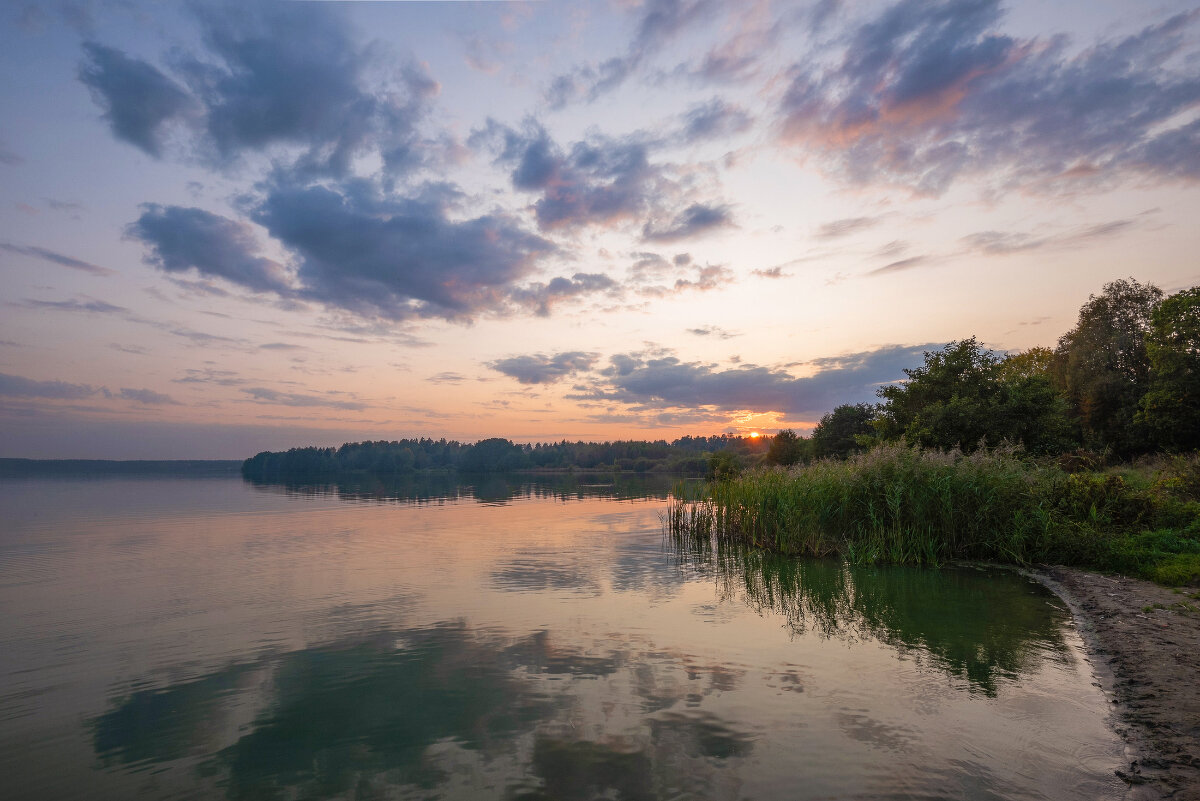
670, 531, 1072, 695
244, 471, 675, 505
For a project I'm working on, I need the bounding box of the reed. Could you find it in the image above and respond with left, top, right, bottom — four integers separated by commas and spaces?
665, 443, 1200, 582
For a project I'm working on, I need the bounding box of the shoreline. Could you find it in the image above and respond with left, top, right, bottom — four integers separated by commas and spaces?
1032, 567, 1200, 800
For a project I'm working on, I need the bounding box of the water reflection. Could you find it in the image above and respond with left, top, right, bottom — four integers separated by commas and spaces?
243, 471, 677, 505
92, 623, 753, 799
670, 531, 1072, 696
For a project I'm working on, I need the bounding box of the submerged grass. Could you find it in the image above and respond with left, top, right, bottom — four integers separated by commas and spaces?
666, 444, 1200, 585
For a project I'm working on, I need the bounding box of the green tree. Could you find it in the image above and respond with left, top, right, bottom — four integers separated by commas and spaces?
812, 404, 876, 458
1138, 287, 1200, 451
766, 429, 806, 466
1052, 278, 1162, 455
877, 338, 1074, 453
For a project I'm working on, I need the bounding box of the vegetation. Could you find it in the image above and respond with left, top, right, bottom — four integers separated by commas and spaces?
667, 446, 1200, 585
667, 278, 1200, 585
242, 434, 770, 480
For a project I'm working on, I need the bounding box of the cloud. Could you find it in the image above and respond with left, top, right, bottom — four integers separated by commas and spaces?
508, 272, 619, 316
79, 3, 439, 177
779, 2, 1200, 195
252, 181, 555, 321
643, 203, 733, 242
0, 372, 98, 400
752, 266, 790, 279
242, 387, 366, 411
687, 325, 738, 339
118, 387, 180, 405
128, 204, 292, 293
174, 368, 244, 386
1, 241, 115, 275
545, 0, 716, 107
427, 372, 467, 384
963, 218, 1136, 255
20, 297, 128, 314
672, 263, 733, 292
678, 98, 753, 143
489, 352, 599, 385
480, 121, 661, 231
868, 255, 929, 276
815, 216, 882, 240
568, 344, 933, 418
78, 42, 197, 157
0, 141, 22, 165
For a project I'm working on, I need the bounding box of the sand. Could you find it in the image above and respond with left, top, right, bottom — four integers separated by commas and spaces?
1038, 567, 1200, 800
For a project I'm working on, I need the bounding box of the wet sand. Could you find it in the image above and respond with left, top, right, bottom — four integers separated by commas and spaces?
1039, 567, 1200, 800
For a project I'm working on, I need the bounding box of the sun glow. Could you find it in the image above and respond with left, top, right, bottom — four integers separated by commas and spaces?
749, 432, 761, 438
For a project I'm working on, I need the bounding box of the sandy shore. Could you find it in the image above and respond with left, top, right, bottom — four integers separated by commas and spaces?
1037, 567, 1200, 800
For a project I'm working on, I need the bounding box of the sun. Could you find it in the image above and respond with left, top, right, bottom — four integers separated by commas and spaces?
749, 431, 761, 438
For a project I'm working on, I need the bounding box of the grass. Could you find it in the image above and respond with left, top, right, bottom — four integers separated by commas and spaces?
665, 444, 1200, 586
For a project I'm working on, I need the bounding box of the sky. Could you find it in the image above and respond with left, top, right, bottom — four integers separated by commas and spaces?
1, 0, 1199, 459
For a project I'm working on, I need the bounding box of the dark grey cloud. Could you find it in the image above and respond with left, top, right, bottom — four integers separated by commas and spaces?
252, 182, 555, 321
569, 344, 933, 418
489, 352, 599, 385
78, 42, 197, 157
545, 0, 716, 108
474, 118, 733, 238
118, 387, 179, 405
815, 216, 882, 240
679, 98, 753, 143
128, 204, 291, 293
242, 387, 366, 411
509, 272, 619, 317
643, 203, 733, 242
427, 372, 467, 384
780, 2, 1200, 194
479, 121, 660, 231
0, 372, 98, 400
79, 3, 438, 177
1, 241, 114, 275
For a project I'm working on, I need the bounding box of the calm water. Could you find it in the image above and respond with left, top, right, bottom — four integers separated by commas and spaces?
0, 475, 1127, 800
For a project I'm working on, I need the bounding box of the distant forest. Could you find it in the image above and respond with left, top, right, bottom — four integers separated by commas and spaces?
241, 434, 768, 480
245, 278, 1200, 481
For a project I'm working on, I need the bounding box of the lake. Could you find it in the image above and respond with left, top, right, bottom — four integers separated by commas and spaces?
0, 474, 1126, 800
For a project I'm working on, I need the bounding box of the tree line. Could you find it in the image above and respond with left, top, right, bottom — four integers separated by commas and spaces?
767, 278, 1199, 467
244, 277, 1197, 480
241, 434, 770, 479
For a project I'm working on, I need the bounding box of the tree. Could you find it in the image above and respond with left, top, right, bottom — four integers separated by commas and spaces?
877, 338, 1074, 453
1052, 278, 1162, 455
1138, 287, 1200, 451
766, 429, 806, 466
811, 404, 876, 458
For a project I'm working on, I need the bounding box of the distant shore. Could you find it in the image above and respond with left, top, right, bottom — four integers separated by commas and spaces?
0, 458, 243, 477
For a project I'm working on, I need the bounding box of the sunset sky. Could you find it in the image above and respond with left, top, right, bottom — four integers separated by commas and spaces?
2, 0, 1198, 458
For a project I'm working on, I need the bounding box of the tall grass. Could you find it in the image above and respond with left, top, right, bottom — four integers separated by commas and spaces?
665, 444, 1200, 583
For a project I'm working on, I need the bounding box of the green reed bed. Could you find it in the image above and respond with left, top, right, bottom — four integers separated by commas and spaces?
667, 444, 1200, 584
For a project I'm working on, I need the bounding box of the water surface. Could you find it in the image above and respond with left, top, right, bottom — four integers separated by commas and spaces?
0, 475, 1126, 799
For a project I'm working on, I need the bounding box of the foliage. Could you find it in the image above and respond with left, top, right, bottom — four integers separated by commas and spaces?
811, 403, 876, 458
765, 429, 806, 466
875, 338, 1074, 454
1053, 278, 1163, 455
1138, 287, 1200, 451
666, 443, 1200, 586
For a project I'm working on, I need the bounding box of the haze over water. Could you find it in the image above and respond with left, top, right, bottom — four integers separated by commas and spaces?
0, 474, 1125, 800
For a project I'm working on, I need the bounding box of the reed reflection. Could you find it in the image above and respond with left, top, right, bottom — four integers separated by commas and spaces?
669, 529, 1072, 695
